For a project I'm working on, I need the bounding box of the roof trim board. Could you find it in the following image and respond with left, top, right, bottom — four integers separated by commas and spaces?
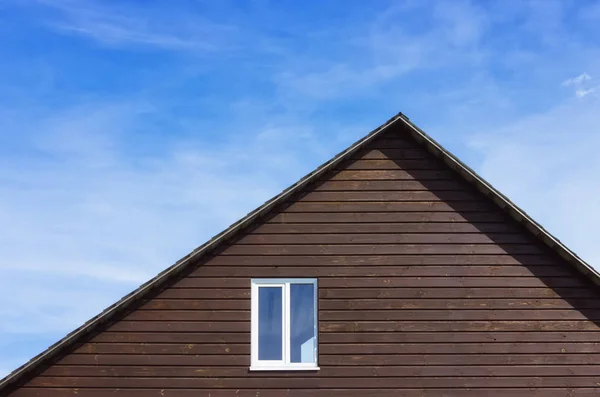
1, 112, 598, 392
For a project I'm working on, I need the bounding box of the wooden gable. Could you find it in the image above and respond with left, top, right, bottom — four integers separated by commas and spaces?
5, 125, 600, 396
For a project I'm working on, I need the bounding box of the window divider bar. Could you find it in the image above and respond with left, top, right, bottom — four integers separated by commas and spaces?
284, 282, 291, 365
313, 279, 318, 364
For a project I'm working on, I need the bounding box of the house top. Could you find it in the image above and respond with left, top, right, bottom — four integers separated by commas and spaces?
0, 111, 598, 392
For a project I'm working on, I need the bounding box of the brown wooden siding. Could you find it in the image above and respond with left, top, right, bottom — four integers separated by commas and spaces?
9, 131, 600, 396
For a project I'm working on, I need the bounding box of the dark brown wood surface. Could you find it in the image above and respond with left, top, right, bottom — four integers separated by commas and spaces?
12, 390, 600, 397
9, 131, 600, 396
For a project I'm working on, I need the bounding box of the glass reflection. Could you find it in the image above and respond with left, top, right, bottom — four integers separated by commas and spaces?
258, 286, 282, 360
290, 283, 315, 363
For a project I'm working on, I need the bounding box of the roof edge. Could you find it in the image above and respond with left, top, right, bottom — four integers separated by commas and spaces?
0, 112, 408, 392
396, 114, 600, 287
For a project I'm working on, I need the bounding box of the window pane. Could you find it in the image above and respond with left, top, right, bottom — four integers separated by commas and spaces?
258, 286, 283, 360
290, 283, 315, 363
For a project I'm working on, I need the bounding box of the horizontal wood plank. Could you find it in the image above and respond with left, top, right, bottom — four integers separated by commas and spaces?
172, 277, 586, 289
156, 287, 598, 300
124, 310, 249, 322
338, 159, 444, 170
57, 354, 250, 366
190, 265, 572, 278
74, 343, 249, 355
205, 254, 560, 266
267, 212, 509, 223
235, 233, 532, 245
351, 148, 432, 160
319, 298, 596, 310
11, 389, 600, 397
56, 352, 600, 367
92, 332, 250, 344
107, 322, 250, 333
319, 309, 600, 321
123, 309, 600, 322
320, 354, 600, 366
105, 320, 600, 333
297, 190, 479, 202
72, 342, 600, 356
91, 331, 600, 344
26, 376, 600, 388
319, 343, 600, 355
320, 331, 600, 343
140, 300, 250, 310
253, 222, 520, 234
219, 244, 545, 256
281, 201, 495, 213
320, 287, 598, 299
365, 137, 418, 149
41, 364, 600, 378
314, 180, 468, 191
329, 170, 457, 181
321, 321, 600, 332
157, 289, 250, 299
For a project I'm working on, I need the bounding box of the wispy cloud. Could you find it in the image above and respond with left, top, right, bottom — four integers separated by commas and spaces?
575, 87, 597, 98
32, 0, 241, 51
275, 0, 489, 100
561, 73, 598, 99
1, 103, 314, 285
562, 72, 592, 87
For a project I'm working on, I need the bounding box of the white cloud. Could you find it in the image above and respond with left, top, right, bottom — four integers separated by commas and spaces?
562, 72, 592, 87
575, 87, 597, 98
560, 73, 597, 99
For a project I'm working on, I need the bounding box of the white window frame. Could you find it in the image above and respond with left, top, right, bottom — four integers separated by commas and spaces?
250, 278, 319, 371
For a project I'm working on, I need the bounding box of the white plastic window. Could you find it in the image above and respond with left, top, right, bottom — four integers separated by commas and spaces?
250, 278, 319, 371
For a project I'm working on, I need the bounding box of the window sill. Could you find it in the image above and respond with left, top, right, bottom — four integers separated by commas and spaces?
249, 366, 320, 372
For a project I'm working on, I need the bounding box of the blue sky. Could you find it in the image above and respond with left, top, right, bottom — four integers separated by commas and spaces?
1, 0, 600, 377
